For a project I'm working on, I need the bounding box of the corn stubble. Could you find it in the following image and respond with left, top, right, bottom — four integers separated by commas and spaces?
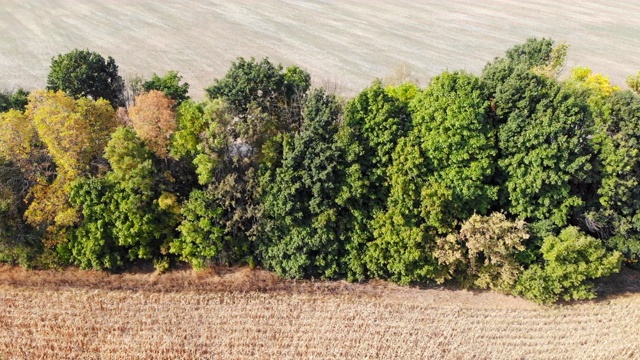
0, 266, 639, 359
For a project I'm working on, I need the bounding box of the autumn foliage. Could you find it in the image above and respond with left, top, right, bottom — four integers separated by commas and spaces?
129, 90, 176, 158
0, 42, 637, 303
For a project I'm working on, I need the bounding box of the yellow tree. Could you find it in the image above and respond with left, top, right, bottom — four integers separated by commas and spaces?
570, 67, 620, 98
129, 90, 176, 158
22, 90, 117, 244
0, 109, 45, 181
0, 109, 46, 256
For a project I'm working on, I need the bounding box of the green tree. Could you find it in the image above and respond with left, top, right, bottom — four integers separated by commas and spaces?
67, 127, 179, 270
170, 189, 223, 269
259, 89, 347, 279
46, 49, 124, 108
206, 57, 310, 129
515, 227, 621, 304
336, 80, 412, 280
143, 70, 190, 105
0, 88, 29, 112
385, 82, 420, 106
586, 90, 640, 263
174, 58, 313, 267
368, 71, 497, 284
495, 70, 593, 228
191, 100, 257, 264
168, 100, 228, 267
170, 100, 207, 160
482, 38, 557, 94
483, 40, 594, 230
66, 177, 123, 270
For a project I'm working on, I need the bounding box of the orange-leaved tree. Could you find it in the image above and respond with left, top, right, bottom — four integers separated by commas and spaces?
129, 90, 176, 158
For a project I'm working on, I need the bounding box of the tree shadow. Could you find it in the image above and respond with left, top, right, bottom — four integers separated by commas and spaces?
593, 267, 640, 302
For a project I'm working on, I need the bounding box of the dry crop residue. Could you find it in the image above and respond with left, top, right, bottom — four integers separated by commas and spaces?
0, 266, 639, 359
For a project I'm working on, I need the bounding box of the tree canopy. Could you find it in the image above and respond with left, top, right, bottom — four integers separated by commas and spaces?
143, 71, 190, 105
0, 40, 634, 303
46, 49, 124, 108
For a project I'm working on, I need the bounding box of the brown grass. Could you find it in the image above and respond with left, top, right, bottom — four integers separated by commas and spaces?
0, 265, 639, 359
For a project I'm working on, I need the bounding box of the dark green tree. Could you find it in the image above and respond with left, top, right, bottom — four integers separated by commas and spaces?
483, 39, 593, 231
66, 177, 122, 270
587, 90, 640, 263
0, 88, 29, 112
259, 89, 347, 279
143, 70, 190, 105
46, 49, 124, 108
492, 69, 593, 229
206, 57, 310, 129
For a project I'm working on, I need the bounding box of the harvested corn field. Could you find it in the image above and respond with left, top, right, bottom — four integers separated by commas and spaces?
1, 0, 640, 98
1, 266, 639, 359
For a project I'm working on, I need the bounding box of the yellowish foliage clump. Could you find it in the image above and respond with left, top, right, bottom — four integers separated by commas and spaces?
571, 66, 621, 97
435, 212, 529, 292
1, 90, 118, 245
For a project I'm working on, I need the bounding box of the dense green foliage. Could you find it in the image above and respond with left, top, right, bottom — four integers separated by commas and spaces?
259, 89, 346, 279
336, 81, 412, 280
205, 57, 310, 128
588, 90, 640, 263
0, 88, 29, 112
368, 71, 496, 284
46, 49, 124, 108
143, 71, 190, 105
515, 227, 621, 304
483, 40, 593, 230
1, 41, 638, 303
66, 128, 179, 270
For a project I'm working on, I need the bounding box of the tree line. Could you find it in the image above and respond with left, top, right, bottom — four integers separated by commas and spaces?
2, 40, 639, 303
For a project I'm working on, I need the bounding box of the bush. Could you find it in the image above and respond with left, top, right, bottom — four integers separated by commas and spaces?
171, 189, 223, 270
434, 213, 529, 292
515, 227, 622, 304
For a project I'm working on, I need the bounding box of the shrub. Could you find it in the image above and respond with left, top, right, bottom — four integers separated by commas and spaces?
434, 213, 529, 292
515, 227, 622, 304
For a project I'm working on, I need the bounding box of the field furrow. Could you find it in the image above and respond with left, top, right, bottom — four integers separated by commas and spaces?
1, 0, 639, 98
1, 267, 639, 359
